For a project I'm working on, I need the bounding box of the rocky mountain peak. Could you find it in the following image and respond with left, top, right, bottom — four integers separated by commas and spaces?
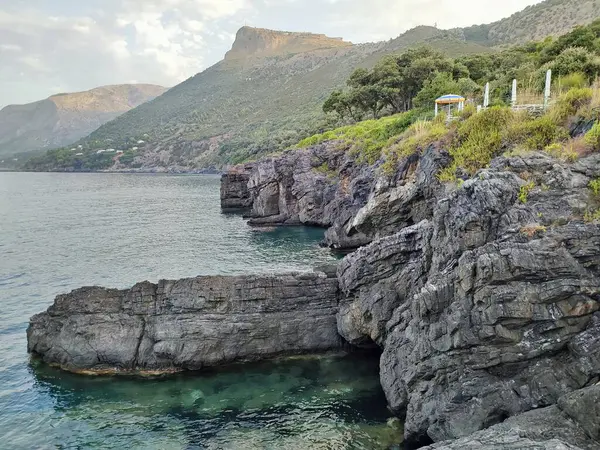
224, 26, 352, 60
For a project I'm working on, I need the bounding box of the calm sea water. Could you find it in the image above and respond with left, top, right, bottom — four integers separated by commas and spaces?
0, 173, 401, 449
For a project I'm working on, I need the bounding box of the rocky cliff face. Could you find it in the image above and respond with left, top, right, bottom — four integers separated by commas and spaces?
219, 145, 600, 446
220, 163, 254, 210
421, 384, 600, 449
224, 26, 351, 61
27, 271, 342, 374
30, 144, 600, 447
0, 84, 167, 157
221, 142, 448, 249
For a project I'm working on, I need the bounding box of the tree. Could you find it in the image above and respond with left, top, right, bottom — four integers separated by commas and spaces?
413, 72, 460, 108
551, 47, 600, 80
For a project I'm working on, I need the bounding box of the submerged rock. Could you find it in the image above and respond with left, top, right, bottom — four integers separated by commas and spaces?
28, 271, 342, 373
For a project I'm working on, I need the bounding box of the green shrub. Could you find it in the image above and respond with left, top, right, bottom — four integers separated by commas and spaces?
590, 178, 600, 196
585, 122, 600, 150
438, 107, 513, 181
584, 208, 600, 222
556, 72, 588, 90
518, 181, 536, 203
296, 111, 417, 164
544, 142, 579, 162
550, 87, 593, 122
509, 115, 567, 150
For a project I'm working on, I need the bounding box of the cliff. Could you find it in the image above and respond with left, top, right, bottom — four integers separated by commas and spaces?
219, 141, 600, 447
30, 144, 600, 447
0, 84, 167, 157
224, 26, 352, 61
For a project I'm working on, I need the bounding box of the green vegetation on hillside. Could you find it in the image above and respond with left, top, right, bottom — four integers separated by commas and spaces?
300, 83, 599, 185
21, 1, 600, 171
458, 0, 600, 46
322, 20, 600, 124
295, 22, 600, 182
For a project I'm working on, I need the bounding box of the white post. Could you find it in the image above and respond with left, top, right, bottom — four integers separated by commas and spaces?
544, 69, 552, 109
435, 103, 438, 117
511, 79, 517, 108
477, 105, 482, 113
484, 82, 490, 108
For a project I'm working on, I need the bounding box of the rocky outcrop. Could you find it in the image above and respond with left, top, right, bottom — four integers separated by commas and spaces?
224, 142, 448, 249
336, 151, 600, 445
422, 386, 600, 449
29, 146, 600, 449
220, 163, 254, 210
224, 26, 351, 61
27, 271, 342, 374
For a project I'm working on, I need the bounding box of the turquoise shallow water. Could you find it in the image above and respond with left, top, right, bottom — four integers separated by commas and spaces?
0, 172, 401, 449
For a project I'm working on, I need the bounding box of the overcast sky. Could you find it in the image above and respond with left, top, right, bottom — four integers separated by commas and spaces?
0, 0, 543, 108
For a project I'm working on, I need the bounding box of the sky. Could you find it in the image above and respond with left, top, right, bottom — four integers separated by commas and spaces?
0, 0, 544, 108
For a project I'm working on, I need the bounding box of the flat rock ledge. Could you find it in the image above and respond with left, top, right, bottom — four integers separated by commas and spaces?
27, 271, 342, 374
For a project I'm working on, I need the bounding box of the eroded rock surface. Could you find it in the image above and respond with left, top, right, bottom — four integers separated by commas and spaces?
30, 148, 600, 449
336, 152, 600, 445
421, 387, 600, 449
27, 271, 342, 373
220, 163, 254, 210
221, 142, 448, 250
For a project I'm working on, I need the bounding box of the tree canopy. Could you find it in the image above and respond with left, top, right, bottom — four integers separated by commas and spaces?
324, 19, 600, 122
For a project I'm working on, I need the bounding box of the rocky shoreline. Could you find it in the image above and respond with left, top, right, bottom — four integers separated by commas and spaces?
28, 142, 600, 448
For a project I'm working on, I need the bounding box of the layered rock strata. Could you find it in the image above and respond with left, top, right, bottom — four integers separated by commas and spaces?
220, 163, 254, 210
221, 142, 446, 249
31, 148, 600, 448
422, 384, 600, 449
27, 272, 341, 374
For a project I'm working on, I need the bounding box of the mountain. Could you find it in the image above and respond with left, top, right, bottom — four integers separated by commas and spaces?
31, 0, 600, 170
224, 26, 352, 61
77, 27, 490, 170
458, 0, 600, 46
0, 84, 167, 157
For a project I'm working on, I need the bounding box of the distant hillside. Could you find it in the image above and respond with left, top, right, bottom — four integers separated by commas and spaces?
0, 84, 167, 157
29, 0, 600, 171
458, 0, 600, 46
78, 27, 490, 170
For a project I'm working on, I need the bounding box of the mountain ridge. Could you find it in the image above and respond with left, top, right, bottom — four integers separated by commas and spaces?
20, 0, 600, 170
0, 84, 167, 158
224, 26, 352, 61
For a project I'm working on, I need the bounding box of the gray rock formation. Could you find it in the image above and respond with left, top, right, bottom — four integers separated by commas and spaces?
29, 146, 600, 449
220, 163, 254, 210
27, 271, 342, 373
222, 142, 448, 250
335, 151, 600, 445
421, 386, 600, 449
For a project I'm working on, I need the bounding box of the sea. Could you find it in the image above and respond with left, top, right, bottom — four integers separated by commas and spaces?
0, 172, 402, 449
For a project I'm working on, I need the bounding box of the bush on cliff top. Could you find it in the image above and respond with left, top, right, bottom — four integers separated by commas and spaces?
296, 110, 417, 164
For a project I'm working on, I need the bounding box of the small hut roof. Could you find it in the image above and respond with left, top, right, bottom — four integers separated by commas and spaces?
435, 94, 465, 104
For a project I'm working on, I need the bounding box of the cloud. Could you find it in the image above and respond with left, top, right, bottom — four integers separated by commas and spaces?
0, 0, 543, 107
